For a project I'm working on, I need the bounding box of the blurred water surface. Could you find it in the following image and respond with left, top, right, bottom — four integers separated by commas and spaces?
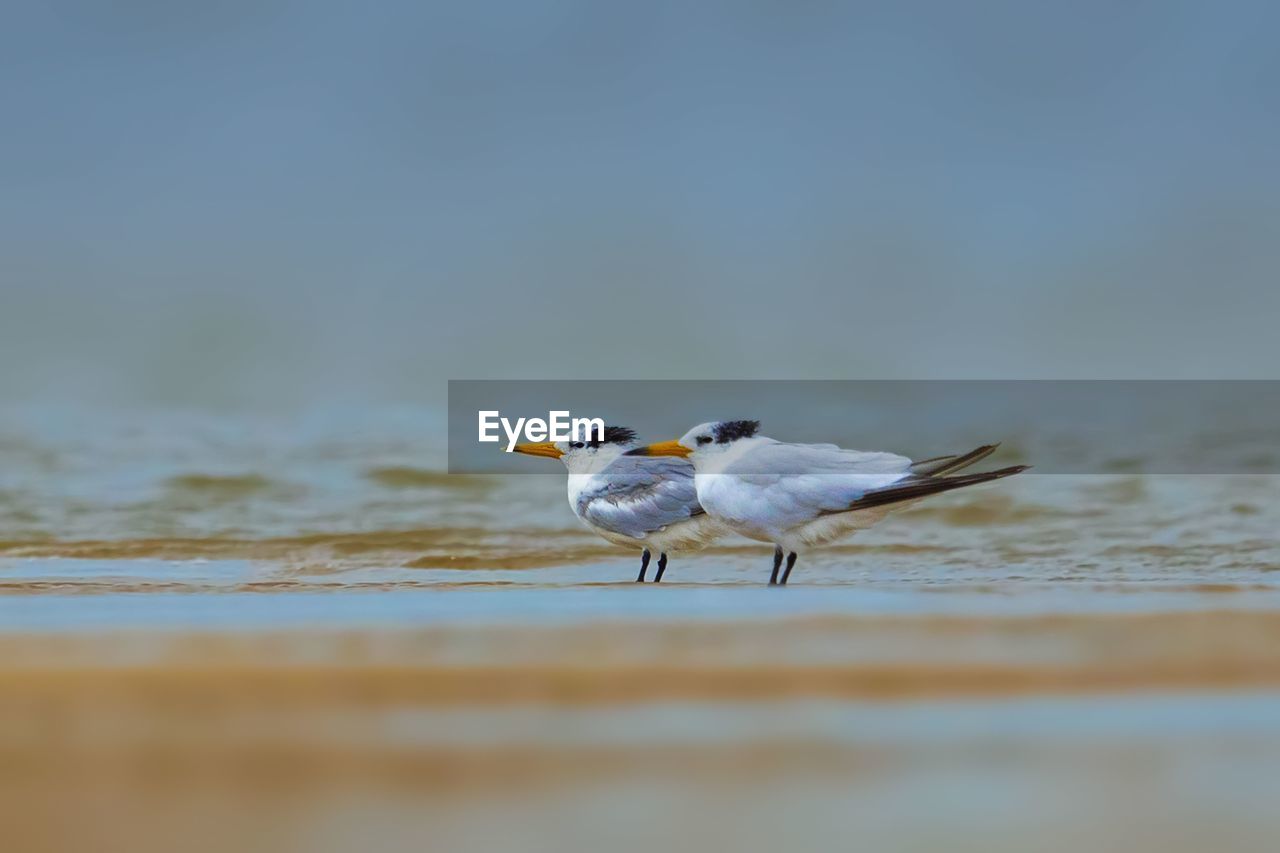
1, 402, 1279, 851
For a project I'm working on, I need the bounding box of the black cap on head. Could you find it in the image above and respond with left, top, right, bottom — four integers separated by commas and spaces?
588, 425, 637, 448
712, 420, 760, 444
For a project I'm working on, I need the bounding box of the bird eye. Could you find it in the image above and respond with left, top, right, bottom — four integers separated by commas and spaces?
696, 435, 712, 445
570, 442, 585, 449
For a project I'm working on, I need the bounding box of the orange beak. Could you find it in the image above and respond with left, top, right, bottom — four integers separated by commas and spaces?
512, 442, 563, 459
627, 439, 691, 458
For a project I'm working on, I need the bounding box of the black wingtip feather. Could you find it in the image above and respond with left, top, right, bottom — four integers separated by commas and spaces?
840, 464, 1029, 514
916, 443, 1002, 477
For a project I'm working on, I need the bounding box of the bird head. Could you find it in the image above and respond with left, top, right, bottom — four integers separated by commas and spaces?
512, 425, 638, 469
625, 420, 761, 462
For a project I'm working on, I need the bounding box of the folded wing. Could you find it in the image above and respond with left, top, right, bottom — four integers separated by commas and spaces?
577, 455, 704, 539
723, 443, 917, 519
723, 442, 1025, 523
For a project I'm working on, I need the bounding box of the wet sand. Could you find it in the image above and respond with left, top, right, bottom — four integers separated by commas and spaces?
5, 610, 1280, 700
5, 596, 1280, 852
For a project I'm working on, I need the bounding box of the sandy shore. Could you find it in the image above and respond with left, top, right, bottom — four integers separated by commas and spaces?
5, 608, 1280, 853
5, 611, 1280, 706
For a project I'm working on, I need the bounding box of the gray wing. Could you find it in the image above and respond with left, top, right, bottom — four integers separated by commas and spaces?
722, 442, 916, 522
576, 455, 703, 539
727, 442, 912, 482
720, 442, 1024, 522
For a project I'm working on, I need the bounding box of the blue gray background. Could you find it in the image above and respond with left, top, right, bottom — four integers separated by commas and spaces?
4, 1, 1278, 409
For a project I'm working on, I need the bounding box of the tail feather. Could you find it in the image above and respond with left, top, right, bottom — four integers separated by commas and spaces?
912, 443, 1000, 477
838, 464, 1030, 514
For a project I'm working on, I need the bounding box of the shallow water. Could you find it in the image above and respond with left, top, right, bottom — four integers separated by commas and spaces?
2, 405, 1280, 852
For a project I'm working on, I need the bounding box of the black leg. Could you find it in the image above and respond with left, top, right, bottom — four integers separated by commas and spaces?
780, 552, 798, 585
654, 552, 669, 583
769, 545, 783, 585
636, 549, 651, 582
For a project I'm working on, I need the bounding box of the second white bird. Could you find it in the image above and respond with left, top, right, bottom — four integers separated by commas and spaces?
628, 420, 1027, 585
513, 426, 726, 582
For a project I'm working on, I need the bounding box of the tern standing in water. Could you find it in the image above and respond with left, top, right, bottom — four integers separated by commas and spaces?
513, 426, 726, 582
629, 420, 1027, 585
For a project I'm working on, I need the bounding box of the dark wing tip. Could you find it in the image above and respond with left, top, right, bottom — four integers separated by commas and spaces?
976, 463, 1031, 479
914, 443, 1005, 477
837, 463, 1029, 514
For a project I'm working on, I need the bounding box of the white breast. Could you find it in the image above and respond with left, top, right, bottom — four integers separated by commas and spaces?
695, 474, 781, 544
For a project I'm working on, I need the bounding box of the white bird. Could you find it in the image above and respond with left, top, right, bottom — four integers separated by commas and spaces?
513, 426, 727, 582
628, 420, 1027, 585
